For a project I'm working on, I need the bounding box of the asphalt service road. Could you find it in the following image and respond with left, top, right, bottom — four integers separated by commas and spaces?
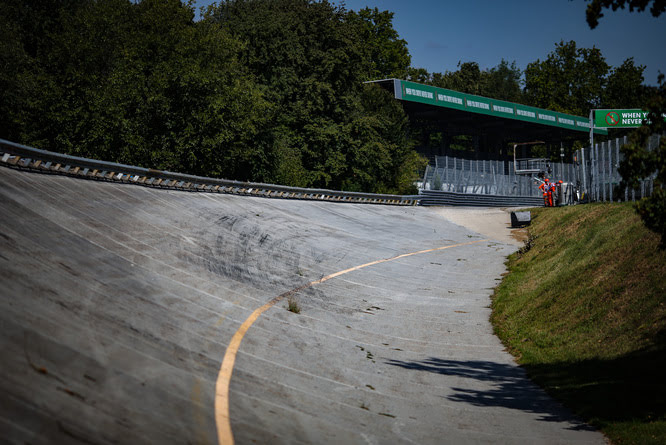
0, 166, 606, 444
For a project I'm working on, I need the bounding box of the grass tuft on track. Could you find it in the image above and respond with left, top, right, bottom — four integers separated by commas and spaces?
492, 202, 666, 445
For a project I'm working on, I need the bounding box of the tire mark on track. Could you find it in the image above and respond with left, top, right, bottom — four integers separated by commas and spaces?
214, 238, 487, 445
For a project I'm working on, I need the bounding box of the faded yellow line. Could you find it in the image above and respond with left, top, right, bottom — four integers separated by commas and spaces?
214, 238, 487, 445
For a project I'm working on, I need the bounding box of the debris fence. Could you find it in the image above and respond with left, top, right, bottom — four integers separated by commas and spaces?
421, 157, 575, 198
574, 134, 661, 203
421, 134, 661, 204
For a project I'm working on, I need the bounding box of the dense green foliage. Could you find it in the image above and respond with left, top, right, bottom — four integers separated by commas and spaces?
1, 0, 271, 180
0, 0, 423, 193
586, 0, 666, 29
524, 41, 651, 116
492, 204, 666, 444
208, 0, 421, 192
0, 0, 657, 195
410, 60, 524, 103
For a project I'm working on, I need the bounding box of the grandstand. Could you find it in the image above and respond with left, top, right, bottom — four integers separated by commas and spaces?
369, 79, 607, 161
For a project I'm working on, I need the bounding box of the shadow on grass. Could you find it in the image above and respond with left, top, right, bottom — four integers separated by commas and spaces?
386, 357, 596, 431
523, 339, 666, 433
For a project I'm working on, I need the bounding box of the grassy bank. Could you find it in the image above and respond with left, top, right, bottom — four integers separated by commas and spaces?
491, 203, 666, 444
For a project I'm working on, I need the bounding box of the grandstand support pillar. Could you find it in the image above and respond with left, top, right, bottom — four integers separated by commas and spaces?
489, 133, 504, 159
442, 133, 449, 157
473, 134, 480, 159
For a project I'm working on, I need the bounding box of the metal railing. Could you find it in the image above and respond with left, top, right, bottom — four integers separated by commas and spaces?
417, 189, 544, 207
514, 158, 549, 175
17, 136, 655, 208
0, 139, 417, 206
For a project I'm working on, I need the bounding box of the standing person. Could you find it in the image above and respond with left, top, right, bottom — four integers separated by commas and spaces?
546, 180, 555, 207
539, 178, 550, 206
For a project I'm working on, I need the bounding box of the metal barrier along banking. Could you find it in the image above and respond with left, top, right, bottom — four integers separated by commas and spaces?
6, 136, 655, 207
417, 189, 544, 207
0, 138, 416, 206
0, 138, 555, 208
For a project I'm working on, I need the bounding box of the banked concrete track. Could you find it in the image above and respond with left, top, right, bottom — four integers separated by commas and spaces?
0, 165, 605, 444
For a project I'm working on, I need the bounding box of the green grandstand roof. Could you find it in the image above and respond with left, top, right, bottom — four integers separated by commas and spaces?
369, 79, 607, 137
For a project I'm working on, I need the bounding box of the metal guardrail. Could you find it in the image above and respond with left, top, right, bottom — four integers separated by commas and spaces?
418, 190, 543, 207
1, 138, 543, 207
0, 138, 416, 206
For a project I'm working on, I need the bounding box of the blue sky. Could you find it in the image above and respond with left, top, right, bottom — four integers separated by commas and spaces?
193, 0, 665, 85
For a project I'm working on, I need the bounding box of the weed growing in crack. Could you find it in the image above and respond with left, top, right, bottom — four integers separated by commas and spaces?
287, 297, 300, 314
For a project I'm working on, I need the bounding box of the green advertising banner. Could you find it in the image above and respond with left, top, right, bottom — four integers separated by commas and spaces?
593, 109, 650, 128
398, 80, 604, 134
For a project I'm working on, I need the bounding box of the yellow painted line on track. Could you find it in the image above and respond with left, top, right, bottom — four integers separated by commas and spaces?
214, 238, 488, 445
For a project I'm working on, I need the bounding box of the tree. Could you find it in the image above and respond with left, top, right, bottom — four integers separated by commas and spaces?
0, 0, 271, 181
347, 7, 411, 80
586, 0, 666, 29
411, 59, 523, 104
407, 67, 431, 84
96, 0, 271, 180
345, 84, 426, 194
449, 62, 483, 96
2, 0, 424, 193
603, 58, 649, 109
524, 40, 609, 116
483, 59, 523, 103
210, 0, 422, 193
211, 0, 361, 187
0, 1, 40, 142
426, 62, 482, 95
0, 0, 86, 145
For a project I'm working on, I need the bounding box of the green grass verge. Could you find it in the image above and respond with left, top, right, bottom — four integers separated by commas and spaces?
491, 202, 666, 445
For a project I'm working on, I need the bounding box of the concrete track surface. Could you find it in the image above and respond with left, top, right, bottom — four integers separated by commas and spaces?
0, 166, 605, 445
